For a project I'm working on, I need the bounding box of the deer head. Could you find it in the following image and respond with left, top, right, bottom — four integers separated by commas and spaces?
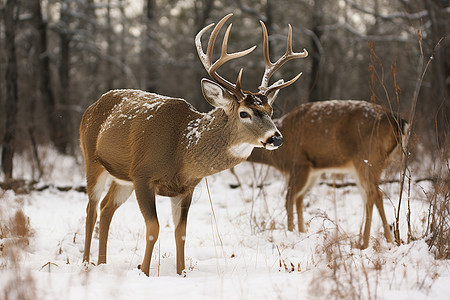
195, 13, 308, 153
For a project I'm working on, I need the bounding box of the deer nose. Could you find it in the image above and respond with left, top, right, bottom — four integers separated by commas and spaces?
266, 132, 283, 147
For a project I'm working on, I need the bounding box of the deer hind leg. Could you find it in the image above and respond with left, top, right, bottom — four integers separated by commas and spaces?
356, 162, 393, 248
360, 196, 374, 249
98, 181, 133, 264
83, 167, 108, 263
373, 186, 394, 244
171, 192, 193, 275
134, 179, 158, 276
354, 175, 374, 249
357, 177, 387, 249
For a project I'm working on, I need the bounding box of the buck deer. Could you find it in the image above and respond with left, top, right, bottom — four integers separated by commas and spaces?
80, 14, 308, 276
244, 100, 407, 249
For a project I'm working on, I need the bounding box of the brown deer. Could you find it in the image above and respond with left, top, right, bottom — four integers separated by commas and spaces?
79, 14, 308, 276
244, 100, 407, 249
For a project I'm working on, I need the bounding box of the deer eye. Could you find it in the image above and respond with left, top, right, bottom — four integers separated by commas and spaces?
240, 111, 249, 118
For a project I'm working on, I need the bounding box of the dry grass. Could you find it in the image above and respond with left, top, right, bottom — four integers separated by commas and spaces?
425, 139, 450, 260
0, 191, 36, 300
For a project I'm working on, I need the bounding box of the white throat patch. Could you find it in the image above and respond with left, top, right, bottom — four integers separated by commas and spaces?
228, 142, 255, 158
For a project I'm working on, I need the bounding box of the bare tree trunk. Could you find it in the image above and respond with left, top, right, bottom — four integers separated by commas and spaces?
56, 0, 73, 154
308, 0, 323, 102
142, 0, 158, 92
234, 0, 275, 54
37, 2, 56, 142
423, 0, 449, 141
193, 0, 214, 111
2, 0, 19, 180
30, 0, 56, 163
194, 0, 213, 34
106, 0, 114, 90
265, 0, 275, 56
119, 0, 128, 88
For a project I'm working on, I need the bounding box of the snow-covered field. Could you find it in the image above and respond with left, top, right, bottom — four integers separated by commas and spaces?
1, 152, 449, 299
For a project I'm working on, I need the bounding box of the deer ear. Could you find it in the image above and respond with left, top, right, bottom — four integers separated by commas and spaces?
266, 79, 284, 105
201, 79, 235, 110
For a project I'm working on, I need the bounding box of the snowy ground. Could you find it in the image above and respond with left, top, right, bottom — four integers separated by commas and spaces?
1, 152, 449, 299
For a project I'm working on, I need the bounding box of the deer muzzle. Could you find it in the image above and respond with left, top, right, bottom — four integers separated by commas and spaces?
264, 132, 283, 150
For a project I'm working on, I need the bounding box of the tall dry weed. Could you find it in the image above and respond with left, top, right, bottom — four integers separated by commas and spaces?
0, 191, 36, 300
425, 137, 450, 259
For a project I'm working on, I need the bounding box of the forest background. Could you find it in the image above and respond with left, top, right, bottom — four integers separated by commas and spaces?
0, 2, 449, 298
0, 0, 448, 177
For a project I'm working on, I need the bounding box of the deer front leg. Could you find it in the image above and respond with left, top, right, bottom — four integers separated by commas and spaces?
285, 185, 295, 231
171, 192, 193, 275
295, 195, 305, 232
134, 180, 159, 276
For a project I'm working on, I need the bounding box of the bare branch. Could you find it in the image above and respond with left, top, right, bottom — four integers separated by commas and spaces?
321, 22, 411, 42
233, 0, 267, 22
343, 0, 436, 20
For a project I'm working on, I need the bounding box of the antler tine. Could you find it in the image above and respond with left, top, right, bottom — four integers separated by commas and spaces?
205, 13, 233, 67
286, 24, 294, 53
259, 21, 308, 94
260, 20, 273, 83
195, 23, 216, 70
195, 13, 256, 101
235, 68, 243, 92
264, 72, 303, 96
209, 24, 256, 95
195, 14, 233, 72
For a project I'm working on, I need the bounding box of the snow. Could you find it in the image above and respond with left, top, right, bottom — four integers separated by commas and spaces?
99, 89, 180, 135
184, 113, 216, 149
1, 152, 449, 299
309, 100, 382, 119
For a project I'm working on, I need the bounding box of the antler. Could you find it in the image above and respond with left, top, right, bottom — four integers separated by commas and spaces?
259, 21, 308, 95
195, 13, 256, 101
